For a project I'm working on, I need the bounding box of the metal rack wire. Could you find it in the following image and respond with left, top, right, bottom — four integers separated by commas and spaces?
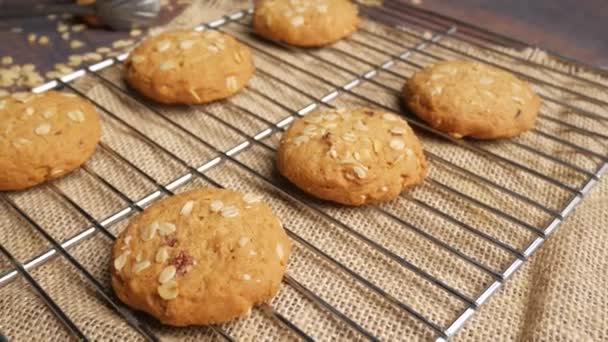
1, 1, 607, 341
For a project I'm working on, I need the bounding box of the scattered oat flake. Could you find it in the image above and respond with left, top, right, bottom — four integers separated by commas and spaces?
373, 140, 383, 153
23, 107, 35, 117
158, 222, 176, 236
57, 23, 68, 33
479, 77, 494, 85
210, 200, 223, 212
133, 260, 151, 273
131, 55, 146, 64
38, 36, 50, 45
158, 265, 177, 284
512, 96, 524, 104
226, 76, 238, 92
12, 138, 32, 148
159, 60, 177, 71
84, 52, 102, 61
156, 40, 171, 52
157, 280, 179, 300
1, 56, 13, 65
155, 246, 169, 263
97, 47, 111, 54
221, 205, 239, 218
389, 138, 405, 151
46, 71, 60, 78
431, 86, 443, 96
243, 193, 262, 204
323, 113, 338, 121
290, 16, 304, 27
328, 148, 338, 159
180, 200, 194, 216
114, 252, 129, 270
180, 40, 195, 49
70, 40, 84, 49
113, 39, 134, 49
383, 113, 398, 121
12, 92, 31, 102
482, 90, 495, 98
342, 132, 357, 142
35, 123, 51, 135
276, 243, 284, 260
390, 127, 406, 135
72, 24, 86, 32
292, 135, 310, 146
353, 165, 368, 179
238, 236, 250, 247
67, 110, 85, 123
142, 221, 158, 241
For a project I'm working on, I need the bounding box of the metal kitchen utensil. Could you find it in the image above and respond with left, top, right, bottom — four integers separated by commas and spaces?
0, 0, 161, 30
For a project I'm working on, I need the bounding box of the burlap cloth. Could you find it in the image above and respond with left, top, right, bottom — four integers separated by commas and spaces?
1, 1, 607, 341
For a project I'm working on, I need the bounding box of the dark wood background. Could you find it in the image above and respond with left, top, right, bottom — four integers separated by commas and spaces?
417, 0, 608, 69
0, 0, 606, 93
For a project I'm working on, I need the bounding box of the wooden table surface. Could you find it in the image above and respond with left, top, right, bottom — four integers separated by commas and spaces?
416, 0, 608, 69
0, 0, 606, 94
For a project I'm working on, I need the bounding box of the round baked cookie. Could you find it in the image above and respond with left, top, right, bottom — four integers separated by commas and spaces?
277, 107, 427, 206
124, 29, 254, 104
0, 91, 101, 191
403, 60, 540, 139
253, 0, 360, 47
111, 188, 291, 326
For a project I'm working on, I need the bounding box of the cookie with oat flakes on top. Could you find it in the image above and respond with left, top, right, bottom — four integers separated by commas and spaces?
124, 29, 254, 104
276, 107, 427, 206
111, 187, 291, 326
0, 91, 101, 191
253, 0, 360, 47
403, 60, 540, 139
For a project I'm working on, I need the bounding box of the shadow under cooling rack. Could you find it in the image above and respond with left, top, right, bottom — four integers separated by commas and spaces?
1, 1, 607, 341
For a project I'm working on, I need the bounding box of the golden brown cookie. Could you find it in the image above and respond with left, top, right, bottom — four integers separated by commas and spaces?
403, 60, 540, 139
124, 29, 254, 104
277, 107, 427, 206
111, 188, 291, 326
0, 91, 101, 191
253, 0, 360, 47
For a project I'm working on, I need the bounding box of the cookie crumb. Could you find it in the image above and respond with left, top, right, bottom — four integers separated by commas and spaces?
70, 40, 85, 49
38, 36, 50, 45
